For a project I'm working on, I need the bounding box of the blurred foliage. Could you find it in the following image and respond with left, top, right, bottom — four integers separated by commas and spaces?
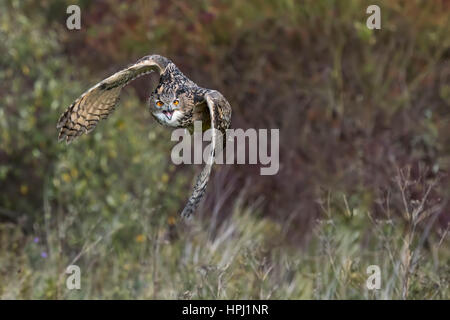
0, 186, 448, 299
0, 0, 449, 299
0, 0, 190, 227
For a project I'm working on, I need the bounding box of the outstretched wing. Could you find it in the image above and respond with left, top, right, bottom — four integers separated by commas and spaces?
57, 55, 170, 143
181, 90, 232, 218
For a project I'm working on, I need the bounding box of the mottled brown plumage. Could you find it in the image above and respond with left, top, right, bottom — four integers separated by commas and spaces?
57, 55, 232, 218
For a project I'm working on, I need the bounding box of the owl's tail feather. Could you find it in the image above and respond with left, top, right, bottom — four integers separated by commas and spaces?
181, 128, 230, 218
180, 128, 225, 219
180, 160, 213, 219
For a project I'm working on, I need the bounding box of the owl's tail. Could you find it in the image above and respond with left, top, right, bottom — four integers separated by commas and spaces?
180, 128, 225, 218
180, 160, 213, 219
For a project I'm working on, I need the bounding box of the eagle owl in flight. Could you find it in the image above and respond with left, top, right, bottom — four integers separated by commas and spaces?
57, 55, 232, 218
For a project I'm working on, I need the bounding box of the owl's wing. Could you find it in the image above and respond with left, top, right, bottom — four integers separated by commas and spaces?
57, 55, 170, 143
181, 90, 232, 218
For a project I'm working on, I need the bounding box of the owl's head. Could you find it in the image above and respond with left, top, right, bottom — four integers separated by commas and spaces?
149, 91, 184, 127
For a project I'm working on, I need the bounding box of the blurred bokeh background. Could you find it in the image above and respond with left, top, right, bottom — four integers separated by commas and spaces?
0, 0, 448, 299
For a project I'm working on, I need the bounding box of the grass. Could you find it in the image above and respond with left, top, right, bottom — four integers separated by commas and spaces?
1, 168, 448, 299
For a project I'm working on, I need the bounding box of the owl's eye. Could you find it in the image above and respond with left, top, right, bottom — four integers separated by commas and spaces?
156, 101, 164, 107
173, 99, 179, 106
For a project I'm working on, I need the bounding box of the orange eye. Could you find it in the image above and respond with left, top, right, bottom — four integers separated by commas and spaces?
173, 99, 179, 106
156, 101, 163, 107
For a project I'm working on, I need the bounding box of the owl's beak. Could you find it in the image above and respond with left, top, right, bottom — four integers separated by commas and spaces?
163, 110, 173, 120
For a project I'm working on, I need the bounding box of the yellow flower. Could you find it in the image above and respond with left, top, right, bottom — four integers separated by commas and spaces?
62, 173, 71, 182
116, 120, 125, 130
70, 168, 78, 178
135, 234, 145, 243
168, 216, 176, 226
161, 173, 169, 184
21, 65, 30, 75
20, 184, 28, 195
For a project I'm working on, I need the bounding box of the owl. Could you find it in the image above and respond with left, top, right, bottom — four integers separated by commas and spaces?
57, 55, 232, 218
